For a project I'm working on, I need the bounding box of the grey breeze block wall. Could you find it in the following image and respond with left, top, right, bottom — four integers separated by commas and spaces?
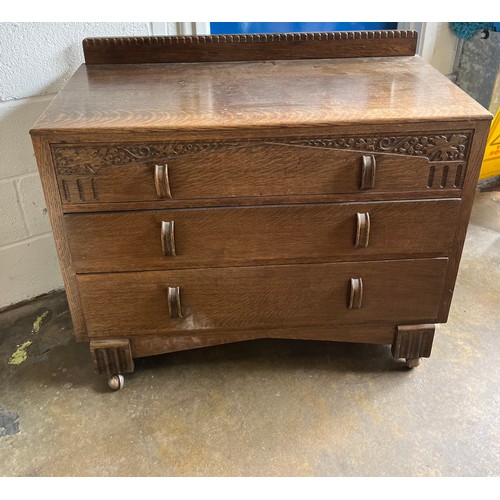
0, 23, 178, 309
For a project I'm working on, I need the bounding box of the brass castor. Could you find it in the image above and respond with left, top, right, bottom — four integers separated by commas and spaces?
405, 358, 421, 369
108, 374, 125, 391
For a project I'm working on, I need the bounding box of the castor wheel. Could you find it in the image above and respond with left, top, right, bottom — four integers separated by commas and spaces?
405, 358, 421, 369
108, 374, 125, 391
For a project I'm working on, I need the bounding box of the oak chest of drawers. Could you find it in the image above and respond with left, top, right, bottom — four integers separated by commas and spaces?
31, 31, 491, 390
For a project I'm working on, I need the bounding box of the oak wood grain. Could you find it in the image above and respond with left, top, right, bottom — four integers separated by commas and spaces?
77, 259, 448, 337
34, 120, 482, 144
59, 189, 465, 213
89, 339, 134, 374
51, 133, 471, 174
30, 57, 490, 135
437, 120, 492, 321
53, 143, 463, 205
30, 136, 88, 341
30, 33, 492, 374
392, 324, 435, 359
129, 324, 396, 358
83, 31, 418, 65
65, 200, 460, 273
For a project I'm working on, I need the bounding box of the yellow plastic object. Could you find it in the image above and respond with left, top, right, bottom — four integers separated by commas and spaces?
480, 109, 500, 180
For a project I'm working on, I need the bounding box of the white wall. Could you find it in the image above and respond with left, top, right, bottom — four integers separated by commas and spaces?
0, 22, 173, 308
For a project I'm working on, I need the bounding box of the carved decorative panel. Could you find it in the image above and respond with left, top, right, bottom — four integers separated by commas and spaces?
427, 163, 465, 189
83, 30, 418, 50
89, 339, 134, 375
392, 325, 435, 359
52, 132, 472, 176
280, 133, 470, 161
60, 178, 100, 202
53, 143, 242, 175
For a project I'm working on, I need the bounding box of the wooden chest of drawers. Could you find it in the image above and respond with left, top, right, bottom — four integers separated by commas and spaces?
31, 31, 491, 390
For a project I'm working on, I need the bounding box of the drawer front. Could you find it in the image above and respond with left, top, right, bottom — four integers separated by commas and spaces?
55, 142, 464, 205
66, 200, 460, 272
77, 258, 448, 337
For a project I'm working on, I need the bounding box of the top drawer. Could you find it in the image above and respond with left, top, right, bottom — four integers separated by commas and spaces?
53, 137, 468, 205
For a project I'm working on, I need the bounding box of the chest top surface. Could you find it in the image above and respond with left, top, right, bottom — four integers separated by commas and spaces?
31, 32, 491, 135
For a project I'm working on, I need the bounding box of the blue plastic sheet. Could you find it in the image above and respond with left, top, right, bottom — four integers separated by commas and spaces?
210, 22, 398, 34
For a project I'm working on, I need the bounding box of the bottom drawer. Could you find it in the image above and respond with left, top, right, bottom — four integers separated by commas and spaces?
78, 259, 448, 337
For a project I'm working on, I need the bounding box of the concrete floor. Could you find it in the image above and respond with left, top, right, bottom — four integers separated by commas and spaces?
0, 190, 499, 477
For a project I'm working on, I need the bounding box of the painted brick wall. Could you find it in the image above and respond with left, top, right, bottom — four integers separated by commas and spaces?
0, 23, 178, 308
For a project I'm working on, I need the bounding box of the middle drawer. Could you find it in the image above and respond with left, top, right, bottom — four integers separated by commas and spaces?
65, 199, 460, 272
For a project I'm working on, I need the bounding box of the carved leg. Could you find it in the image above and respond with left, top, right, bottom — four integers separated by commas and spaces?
89, 339, 134, 391
392, 324, 435, 369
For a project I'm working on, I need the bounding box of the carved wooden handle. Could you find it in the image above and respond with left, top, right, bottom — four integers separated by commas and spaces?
355, 212, 371, 248
161, 221, 176, 256
154, 164, 172, 198
167, 286, 182, 318
349, 278, 363, 309
154, 164, 163, 198
360, 155, 376, 190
